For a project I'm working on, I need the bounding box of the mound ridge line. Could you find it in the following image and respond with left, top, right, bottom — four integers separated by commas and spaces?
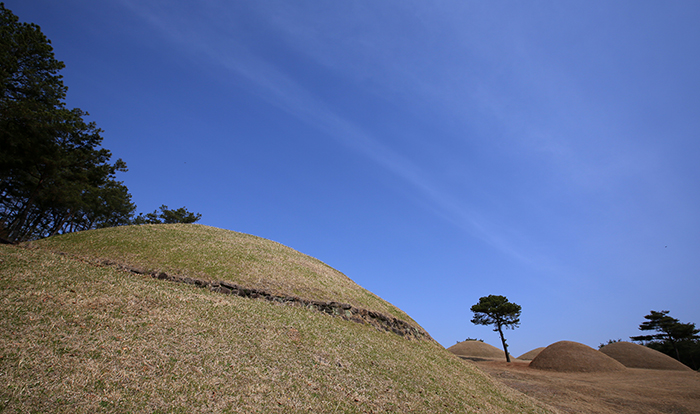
55, 250, 434, 342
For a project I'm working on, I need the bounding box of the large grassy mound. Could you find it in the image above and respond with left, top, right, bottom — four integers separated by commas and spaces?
0, 225, 552, 413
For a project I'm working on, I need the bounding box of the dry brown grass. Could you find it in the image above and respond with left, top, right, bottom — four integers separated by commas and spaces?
0, 241, 553, 413
472, 359, 700, 414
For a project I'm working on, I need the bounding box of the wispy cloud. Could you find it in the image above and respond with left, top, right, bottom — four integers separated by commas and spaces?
262, 1, 660, 196
117, 0, 554, 267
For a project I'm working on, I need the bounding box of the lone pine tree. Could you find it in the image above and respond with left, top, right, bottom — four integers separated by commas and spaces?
471, 295, 521, 363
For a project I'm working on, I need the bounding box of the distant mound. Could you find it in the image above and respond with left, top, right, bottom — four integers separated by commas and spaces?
599, 341, 691, 371
448, 341, 506, 360
518, 347, 545, 361
529, 341, 626, 372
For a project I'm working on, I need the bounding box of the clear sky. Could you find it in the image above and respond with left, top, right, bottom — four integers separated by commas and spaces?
9, 0, 700, 356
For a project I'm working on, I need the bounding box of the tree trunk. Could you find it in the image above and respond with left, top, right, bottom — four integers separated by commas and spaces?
18, 209, 46, 241
6, 176, 45, 241
50, 210, 71, 237
497, 324, 511, 363
668, 335, 681, 361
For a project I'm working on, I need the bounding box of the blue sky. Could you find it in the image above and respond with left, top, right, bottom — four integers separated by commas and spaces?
9, 0, 700, 356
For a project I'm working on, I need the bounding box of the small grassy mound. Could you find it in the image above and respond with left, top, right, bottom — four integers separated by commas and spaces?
517, 347, 545, 361
529, 341, 626, 373
0, 227, 554, 413
599, 341, 691, 371
447, 340, 506, 360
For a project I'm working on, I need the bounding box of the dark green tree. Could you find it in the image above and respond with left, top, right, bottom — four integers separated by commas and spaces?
133, 205, 201, 225
471, 295, 521, 362
630, 310, 700, 362
0, 3, 135, 241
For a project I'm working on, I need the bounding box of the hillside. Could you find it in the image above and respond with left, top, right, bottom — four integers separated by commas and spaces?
29, 224, 410, 323
0, 224, 552, 413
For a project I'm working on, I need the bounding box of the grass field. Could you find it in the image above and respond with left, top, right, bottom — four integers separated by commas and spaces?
0, 225, 553, 413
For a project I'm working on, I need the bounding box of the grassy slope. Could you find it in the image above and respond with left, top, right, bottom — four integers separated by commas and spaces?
0, 226, 553, 413
30, 224, 413, 324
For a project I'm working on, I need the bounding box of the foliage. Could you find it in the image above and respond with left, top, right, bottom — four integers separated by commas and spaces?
471, 294, 521, 362
133, 205, 201, 225
631, 310, 700, 366
0, 4, 201, 242
461, 337, 484, 343
0, 3, 135, 241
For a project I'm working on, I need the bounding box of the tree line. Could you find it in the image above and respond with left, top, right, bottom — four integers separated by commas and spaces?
0, 4, 199, 243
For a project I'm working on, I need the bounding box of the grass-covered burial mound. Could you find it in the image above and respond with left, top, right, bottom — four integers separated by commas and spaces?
447, 340, 507, 360
529, 341, 627, 373
599, 341, 691, 371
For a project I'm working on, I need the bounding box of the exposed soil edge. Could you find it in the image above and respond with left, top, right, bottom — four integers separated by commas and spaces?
47, 249, 434, 342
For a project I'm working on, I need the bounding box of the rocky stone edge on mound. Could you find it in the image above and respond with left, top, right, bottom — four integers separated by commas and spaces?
61, 252, 434, 342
